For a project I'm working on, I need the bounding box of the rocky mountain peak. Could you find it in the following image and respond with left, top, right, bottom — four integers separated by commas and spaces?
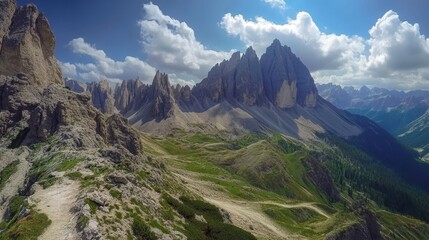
261, 39, 317, 108
87, 79, 115, 115
244, 46, 258, 59
150, 71, 175, 121
114, 78, 144, 114
0, 2, 63, 90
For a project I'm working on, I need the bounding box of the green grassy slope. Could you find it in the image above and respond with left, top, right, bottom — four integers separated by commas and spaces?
142, 129, 429, 239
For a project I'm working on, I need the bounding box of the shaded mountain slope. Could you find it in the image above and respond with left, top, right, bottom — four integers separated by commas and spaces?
318, 83, 429, 158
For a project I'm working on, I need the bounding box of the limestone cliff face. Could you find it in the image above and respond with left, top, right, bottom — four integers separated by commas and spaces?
87, 80, 115, 115
114, 79, 145, 114
0, 3, 63, 90
190, 40, 317, 109
112, 40, 320, 124
260, 39, 318, 108
192, 48, 265, 108
0, 0, 142, 155
235, 47, 265, 106
113, 72, 175, 122
150, 71, 175, 121
192, 52, 241, 108
0, 0, 16, 47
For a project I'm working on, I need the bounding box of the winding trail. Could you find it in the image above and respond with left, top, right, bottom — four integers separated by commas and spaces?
249, 201, 330, 219
30, 180, 80, 240
174, 172, 329, 240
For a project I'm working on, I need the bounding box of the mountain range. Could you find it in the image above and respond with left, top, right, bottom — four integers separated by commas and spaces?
318, 83, 429, 160
3, 1, 429, 239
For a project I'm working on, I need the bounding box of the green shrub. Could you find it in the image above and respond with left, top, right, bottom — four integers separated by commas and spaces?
56, 157, 84, 172
115, 211, 123, 220
109, 189, 122, 200
84, 199, 97, 214
163, 195, 255, 240
8, 196, 26, 220
132, 216, 157, 240
39, 175, 57, 189
179, 196, 223, 222
206, 221, 257, 240
77, 215, 89, 230
164, 194, 195, 219
65, 171, 83, 180
0, 161, 19, 192
5, 211, 51, 240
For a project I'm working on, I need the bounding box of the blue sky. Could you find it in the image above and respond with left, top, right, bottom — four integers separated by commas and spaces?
18, 0, 429, 90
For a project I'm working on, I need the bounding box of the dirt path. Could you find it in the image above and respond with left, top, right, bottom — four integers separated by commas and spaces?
173, 172, 306, 239
206, 198, 299, 240
30, 180, 80, 240
251, 201, 330, 219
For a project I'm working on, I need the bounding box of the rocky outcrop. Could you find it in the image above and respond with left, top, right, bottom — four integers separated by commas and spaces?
114, 79, 146, 114
113, 72, 175, 122
87, 79, 115, 115
261, 39, 318, 108
326, 203, 382, 240
105, 114, 142, 155
182, 39, 318, 110
302, 155, 340, 202
65, 78, 87, 93
150, 71, 175, 121
0, 3, 63, 90
14, 84, 141, 153
192, 51, 241, 107
0, 0, 16, 47
235, 47, 265, 105
192, 48, 265, 108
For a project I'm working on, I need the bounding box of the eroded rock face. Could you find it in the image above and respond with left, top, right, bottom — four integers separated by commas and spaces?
261, 39, 318, 108
192, 49, 265, 107
113, 40, 320, 124
0, 3, 63, 90
150, 71, 175, 121
114, 79, 145, 114
18, 84, 141, 154
0, 74, 42, 142
25, 85, 99, 144
325, 204, 382, 240
235, 47, 265, 106
189, 40, 317, 109
0, 0, 16, 47
65, 78, 87, 93
105, 114, 142, 155
87, 80, 115, 115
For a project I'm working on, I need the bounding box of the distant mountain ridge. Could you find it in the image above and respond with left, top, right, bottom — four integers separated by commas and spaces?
318, 83, 429, 158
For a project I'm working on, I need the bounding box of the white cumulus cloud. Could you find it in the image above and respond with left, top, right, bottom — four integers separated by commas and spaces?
263, 0, 286, 9
65, 38, 156, 83
220, 12, 365, 72
367, 10, 429, 77
138, 3, 234, 81
221, 10, 429, 90
59, 61, 77, 78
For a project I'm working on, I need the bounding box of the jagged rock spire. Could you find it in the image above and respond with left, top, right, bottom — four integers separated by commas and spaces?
260, 39, 318, 108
